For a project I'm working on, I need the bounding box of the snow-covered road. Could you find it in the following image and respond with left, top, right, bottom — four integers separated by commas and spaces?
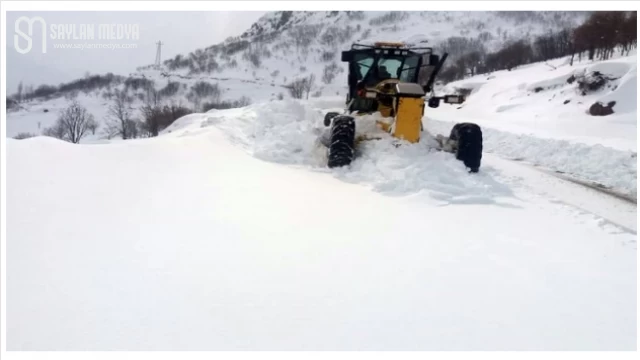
6, 100, 636, 350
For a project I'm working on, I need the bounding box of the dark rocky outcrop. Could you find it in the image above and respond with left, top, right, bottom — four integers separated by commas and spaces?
589, 101, 616, 116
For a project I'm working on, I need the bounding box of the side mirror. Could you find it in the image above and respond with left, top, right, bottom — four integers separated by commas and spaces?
444, 95, 465, 104
341, 51, 353, 62
427, 97, 440, 108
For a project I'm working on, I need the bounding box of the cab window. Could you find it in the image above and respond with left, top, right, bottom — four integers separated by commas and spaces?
354, 53, 374, 80
399, 55, 420, 82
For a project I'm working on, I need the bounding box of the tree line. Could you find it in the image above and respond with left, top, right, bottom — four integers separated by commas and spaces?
16, 79, 253, 143
439, 11, 637, 83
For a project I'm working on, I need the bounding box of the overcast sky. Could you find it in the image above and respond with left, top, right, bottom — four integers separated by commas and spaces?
6, 11, 266, 93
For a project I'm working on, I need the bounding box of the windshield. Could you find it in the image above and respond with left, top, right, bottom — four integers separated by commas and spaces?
353, 53, 422, 85
378, 58, 402, 79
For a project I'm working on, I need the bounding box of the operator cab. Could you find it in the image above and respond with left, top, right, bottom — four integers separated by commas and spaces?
341, 42, 447, 113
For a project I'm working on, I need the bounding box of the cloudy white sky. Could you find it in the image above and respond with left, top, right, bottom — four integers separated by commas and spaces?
6, 11, 266, 93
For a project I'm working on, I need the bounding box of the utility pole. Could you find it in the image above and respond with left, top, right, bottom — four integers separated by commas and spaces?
155, 41, 164, 68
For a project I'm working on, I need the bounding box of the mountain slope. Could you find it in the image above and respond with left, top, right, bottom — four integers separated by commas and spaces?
8, 11, 593, 136
152, 11, 589, 97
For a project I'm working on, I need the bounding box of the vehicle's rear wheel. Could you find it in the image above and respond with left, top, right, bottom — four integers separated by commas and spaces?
328, 115, 356, 168
450, 123, 483, 173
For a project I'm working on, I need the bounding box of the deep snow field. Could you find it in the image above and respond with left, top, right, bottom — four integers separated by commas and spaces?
6, 95, 637, 350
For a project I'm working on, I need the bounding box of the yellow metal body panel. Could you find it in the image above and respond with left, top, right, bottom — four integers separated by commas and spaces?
378, 103, 393, 118
392, 97, 424, 143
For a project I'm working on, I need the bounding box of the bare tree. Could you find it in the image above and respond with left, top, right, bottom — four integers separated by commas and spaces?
286, 78, 306, 99
87, 118, 100, 135
139, 100, 192, 137
303, 74, 315, 99
187, 81, 221, 111
13, 132, 36, 139
43, 101, 94, 143
105, 89, 134, 139
24, 84, 34, 101
288, 74, 316, 99
17, 81, 23, 103
619, 11, 637, 56
322, 63, 342, 84
140, 89, 162, 137
572, 11, 635, 62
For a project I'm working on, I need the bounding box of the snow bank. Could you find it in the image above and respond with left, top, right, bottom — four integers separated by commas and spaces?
428, 118, 637, 198
160, 97, 637, 201
163, 100, 513, 205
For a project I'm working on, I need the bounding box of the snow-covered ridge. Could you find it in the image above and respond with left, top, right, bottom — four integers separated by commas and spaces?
156, 11, 588, 88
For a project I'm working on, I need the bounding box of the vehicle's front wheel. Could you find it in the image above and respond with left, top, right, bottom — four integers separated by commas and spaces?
328, 115, 355, 168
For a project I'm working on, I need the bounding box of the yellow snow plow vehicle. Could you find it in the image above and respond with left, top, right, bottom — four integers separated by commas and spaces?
322, 41, 483, 172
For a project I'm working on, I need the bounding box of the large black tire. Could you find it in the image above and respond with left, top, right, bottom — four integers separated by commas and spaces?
328, 115, 356, 168
450, 123, 483, 173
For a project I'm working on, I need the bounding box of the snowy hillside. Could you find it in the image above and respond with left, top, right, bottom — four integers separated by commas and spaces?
143, 11, 589, 98
437, 52, 637, 150
9, 11, 590, 115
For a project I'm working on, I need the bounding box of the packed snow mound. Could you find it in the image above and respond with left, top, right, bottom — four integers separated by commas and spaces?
159, 98, 637, 201
160, 100, 512, 205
